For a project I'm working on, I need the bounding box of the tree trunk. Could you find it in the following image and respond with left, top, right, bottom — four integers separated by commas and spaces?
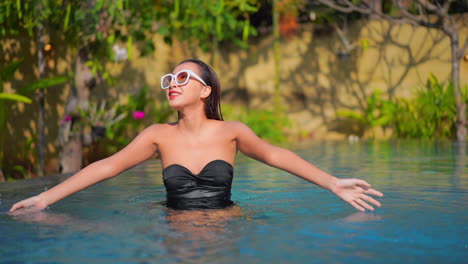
59, 133, 82, 173
449, 32, 467, 142
58, 47, 95, 173
273, 0, 281, 110
58, 0, 97, 173
364, 0, 382, 19
37, 17, 46, 176
0, 99, 5, 181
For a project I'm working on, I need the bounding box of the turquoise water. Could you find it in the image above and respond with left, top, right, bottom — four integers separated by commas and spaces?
0, 140, 467, 263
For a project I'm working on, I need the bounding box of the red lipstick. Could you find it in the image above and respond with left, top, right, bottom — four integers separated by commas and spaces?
168, 90, 181, 100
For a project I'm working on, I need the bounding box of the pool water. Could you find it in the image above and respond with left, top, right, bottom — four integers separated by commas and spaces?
0, 140, 467, 263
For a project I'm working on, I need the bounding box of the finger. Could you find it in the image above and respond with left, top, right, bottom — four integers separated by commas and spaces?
9, 205, 41, 216
355, 179, 371, 189
9, 203, 23, 212
361, 194, 382, 207
356, 198, 374, 211
350, 201, 365, 212
366, 188, 384, 197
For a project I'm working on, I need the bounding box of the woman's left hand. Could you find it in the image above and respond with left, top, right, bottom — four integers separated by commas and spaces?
331, 179, 384, 212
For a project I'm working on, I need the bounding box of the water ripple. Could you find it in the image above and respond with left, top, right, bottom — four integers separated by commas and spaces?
0, 140, 467, 263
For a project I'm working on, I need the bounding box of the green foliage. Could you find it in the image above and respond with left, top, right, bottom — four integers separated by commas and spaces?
78, 101, 127, 128
337, 89, 394, 133
11, 165, 28, 179
0, 59, 26, 107
0, 60, 31, 178
0, 0, 262, 175
2, 135, 35, 180
392, 75, 459, 139
158, 0, 259, 51
18, 76, 68, 95
0, 59, 22, 82
245, 109, 291, 143
360, 38, 369, 51
337, 74, 466, 139
105, 86, 150, 145
0, 93, 32, 103
93, 86, 173, 156
153, 101, 173, 124
223, 104, 291, 143
0, 0, 260, 61
0, 0, 163, 73
0, 59, 70, 179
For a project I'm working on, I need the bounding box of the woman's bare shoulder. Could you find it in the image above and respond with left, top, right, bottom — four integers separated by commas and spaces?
140, 123, 177, 137
147, 122, 178, 129
221, 120, 251, 133
222, 120, 248, 129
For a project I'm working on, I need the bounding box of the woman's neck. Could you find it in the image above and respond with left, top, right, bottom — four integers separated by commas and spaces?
177, 107, 209, 133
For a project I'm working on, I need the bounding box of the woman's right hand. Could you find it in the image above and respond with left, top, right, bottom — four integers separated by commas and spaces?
9, 126, 159, 214
9, 195, 48, 213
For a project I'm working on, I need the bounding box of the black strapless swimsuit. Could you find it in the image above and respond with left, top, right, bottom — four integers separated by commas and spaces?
162, 160, 234, 210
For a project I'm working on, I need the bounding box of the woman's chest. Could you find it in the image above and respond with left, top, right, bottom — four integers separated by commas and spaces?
156, 130, 237, 171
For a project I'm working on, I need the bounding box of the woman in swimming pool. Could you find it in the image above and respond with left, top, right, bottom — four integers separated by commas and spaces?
9, 58, 383, 213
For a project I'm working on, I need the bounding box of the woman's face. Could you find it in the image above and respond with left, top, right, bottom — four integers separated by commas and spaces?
165, 62, 209, 110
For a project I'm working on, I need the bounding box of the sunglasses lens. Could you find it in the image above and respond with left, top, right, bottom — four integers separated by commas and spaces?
176, 71, 189, 85
162, 75, 172, 88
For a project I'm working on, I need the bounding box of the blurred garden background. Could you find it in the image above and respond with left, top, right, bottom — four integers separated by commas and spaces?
1, 0, 467, 181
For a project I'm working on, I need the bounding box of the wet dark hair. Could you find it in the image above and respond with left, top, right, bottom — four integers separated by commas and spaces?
177, 58, 223, 121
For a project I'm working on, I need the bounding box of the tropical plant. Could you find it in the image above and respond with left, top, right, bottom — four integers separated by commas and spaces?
160, 0, 259, 51
105, 86, 151, 144
223, 104, 291, 143
0, 93, 32, 103
79, 101, 127, 129
245, 108, 291, 143
3, 137, 36, 180
337, 89, 395, 137
337, 74, 468, 139
391, 75, 461, 139
85, 86, 173, 158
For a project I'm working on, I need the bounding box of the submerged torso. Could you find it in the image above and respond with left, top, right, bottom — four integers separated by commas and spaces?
163, 160, 234, 210
155, 120, 238, 210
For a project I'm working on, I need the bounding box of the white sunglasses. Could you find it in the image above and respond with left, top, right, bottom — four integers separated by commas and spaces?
160, 70, 207, 89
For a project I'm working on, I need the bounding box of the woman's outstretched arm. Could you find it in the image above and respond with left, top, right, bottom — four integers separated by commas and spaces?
9, 125, 160, 212
232, 121, 383, 212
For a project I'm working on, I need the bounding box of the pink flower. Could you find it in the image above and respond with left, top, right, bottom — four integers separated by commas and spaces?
132, 111, 145, 120
61, 115, 72, 124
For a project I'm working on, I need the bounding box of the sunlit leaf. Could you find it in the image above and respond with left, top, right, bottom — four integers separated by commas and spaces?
0, 59, 23, 81
63, 3, 71, 31
0, 93, 32, 103
19, 76, 68, 95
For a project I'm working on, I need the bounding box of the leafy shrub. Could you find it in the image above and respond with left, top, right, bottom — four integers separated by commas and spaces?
89, 86, 173, 158
392, 75, 460, 139
337, 74, 467, 139
337, 89, 395, 137
223, 104, 291, 143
